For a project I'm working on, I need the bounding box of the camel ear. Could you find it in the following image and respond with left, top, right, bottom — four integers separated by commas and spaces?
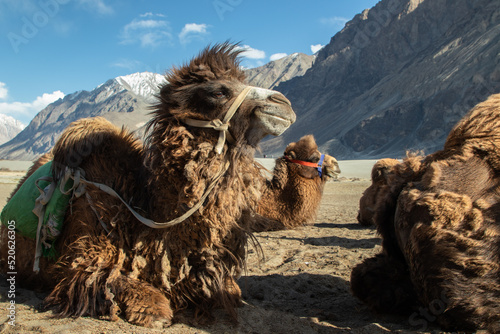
372, 165, 392, 185
272, 158, 288, 189
284, 141, 297, 158
371, 159, 400, 185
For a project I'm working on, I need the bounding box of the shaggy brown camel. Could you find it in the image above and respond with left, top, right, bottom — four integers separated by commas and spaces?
0, 43, 296, 327
253, 134, 340, 231
356, 158, 403, 226
351, 93, 500, 333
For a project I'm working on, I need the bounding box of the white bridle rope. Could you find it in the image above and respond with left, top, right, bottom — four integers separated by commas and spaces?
181, 86, 254, 154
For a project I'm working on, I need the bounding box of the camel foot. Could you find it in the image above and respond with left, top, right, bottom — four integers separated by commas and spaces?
115, 278, 174, 328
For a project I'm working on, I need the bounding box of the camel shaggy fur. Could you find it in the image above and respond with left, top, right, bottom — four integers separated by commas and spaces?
351, 93, 500, 332
253, 135, 340, 231
0, 43, 296, 327
357, 158, 400, 226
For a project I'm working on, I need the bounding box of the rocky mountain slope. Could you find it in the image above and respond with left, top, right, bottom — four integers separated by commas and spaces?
0, 53, 310, 161
245, 53, 315, 89
263, 0, 500, 159
0, 72, 165, 160
0, 114, 24, 145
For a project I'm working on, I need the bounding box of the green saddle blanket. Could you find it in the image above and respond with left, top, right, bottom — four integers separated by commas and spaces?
0, 161, 73, 260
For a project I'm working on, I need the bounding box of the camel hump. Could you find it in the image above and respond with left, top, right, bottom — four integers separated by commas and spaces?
445, 94, 500, 149
51, 117, 144, 180
444, 93, 500, 171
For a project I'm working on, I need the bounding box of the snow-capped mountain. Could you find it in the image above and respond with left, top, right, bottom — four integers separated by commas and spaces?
115, 72, 166, 103
0, 72, 166, 160
0, 114, 25, 145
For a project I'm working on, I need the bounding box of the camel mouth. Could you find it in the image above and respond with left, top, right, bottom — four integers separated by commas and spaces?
255, 108, 296, 136
257, 108, 296, 123
323, 156, 341, 178
323, 165, 341, 178
324, 168, 341, 178
264, 112, 294, 124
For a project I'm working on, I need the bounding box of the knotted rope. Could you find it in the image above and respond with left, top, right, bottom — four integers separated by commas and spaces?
182, 86, 254, 154
32, 158, 230, 271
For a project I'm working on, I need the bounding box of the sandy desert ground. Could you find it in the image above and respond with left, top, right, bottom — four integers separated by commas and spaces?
0, 160, 445, 334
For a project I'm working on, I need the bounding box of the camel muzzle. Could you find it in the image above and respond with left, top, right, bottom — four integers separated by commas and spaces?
181, 86, 295, 154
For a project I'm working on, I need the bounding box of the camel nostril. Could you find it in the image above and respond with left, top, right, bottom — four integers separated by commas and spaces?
269, 93, 292, 107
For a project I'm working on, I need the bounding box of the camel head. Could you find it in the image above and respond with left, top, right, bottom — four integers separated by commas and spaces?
283, 135, 340, 180
357, 158, 400, 226
150, 43, 296, 153
357, 155, 424, 226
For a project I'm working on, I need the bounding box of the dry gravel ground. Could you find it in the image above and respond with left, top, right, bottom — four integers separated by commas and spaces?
0, 163, 444, 334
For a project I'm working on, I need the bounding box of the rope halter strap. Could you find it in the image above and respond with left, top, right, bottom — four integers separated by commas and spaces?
181, 86, 254, 154
317, 154, 325, 177
285, 153, 326, 177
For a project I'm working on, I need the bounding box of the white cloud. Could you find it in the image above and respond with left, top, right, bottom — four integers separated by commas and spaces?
0, 90, 64, 120
320, 16, 349, 27
32, 91, 65, 110
140, 12, 165, 18
236, 45, 267, 68
78, 0, 114, 15
240, 60, 267, 69
238, 45, 266, 59
126, 19, 168, 30
179, 23, 209, 45
270, 53, 287, 61
120, 14, 172, 48
311, 44, 325, 54
0, 82, 8, 100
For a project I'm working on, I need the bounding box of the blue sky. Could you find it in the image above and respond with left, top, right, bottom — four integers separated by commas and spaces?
0, 0, 379, 124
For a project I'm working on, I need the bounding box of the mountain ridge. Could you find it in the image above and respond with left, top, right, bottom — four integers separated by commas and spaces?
244, 53, 315, 89
263, 0, 500, 158
0, 72, 166, 160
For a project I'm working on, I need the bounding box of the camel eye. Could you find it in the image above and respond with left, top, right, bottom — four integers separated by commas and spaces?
213, 91, 226, 99
310, 153, 321, 162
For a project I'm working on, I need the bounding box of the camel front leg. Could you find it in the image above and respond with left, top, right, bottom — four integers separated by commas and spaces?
350, 252, 418, 315
43, 235, 173, 328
